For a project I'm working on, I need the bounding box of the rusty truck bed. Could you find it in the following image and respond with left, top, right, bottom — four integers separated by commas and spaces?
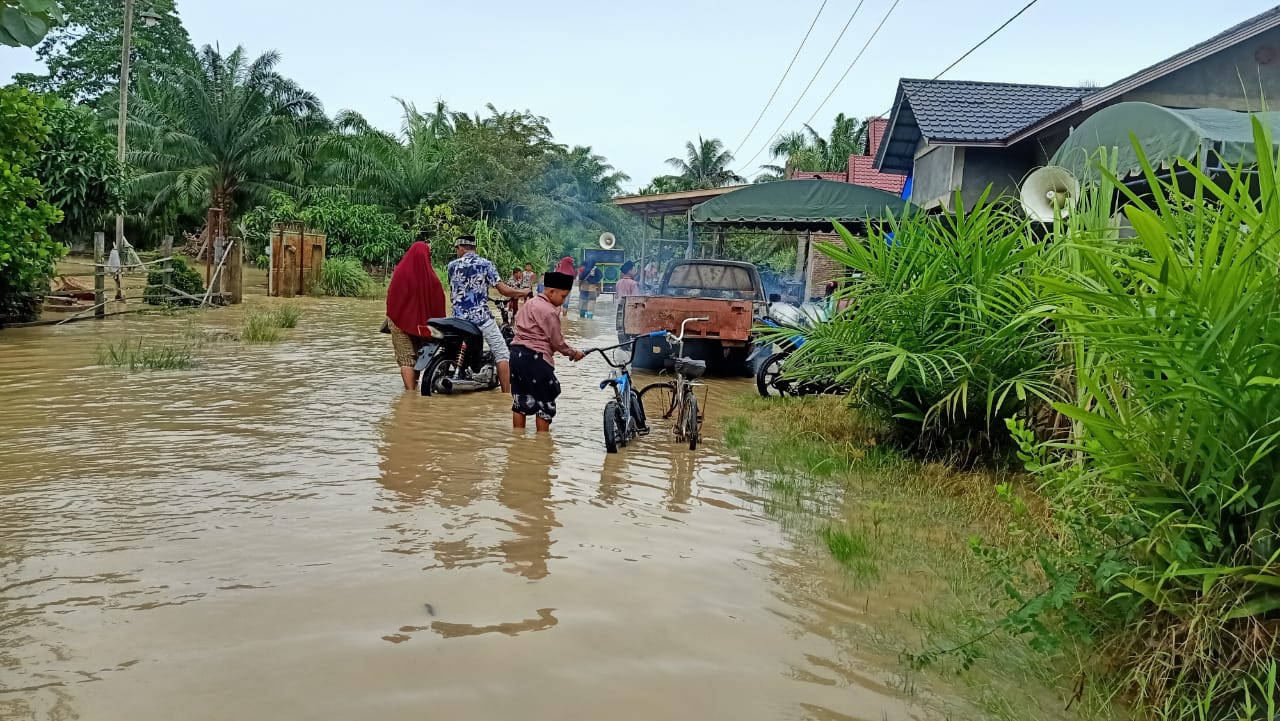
621, 296, 755, 344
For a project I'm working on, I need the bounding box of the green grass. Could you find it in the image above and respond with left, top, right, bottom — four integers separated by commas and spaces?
726, 394, 1112, 721
318, 257, 376, 297
96, 338, 196, 370
241, 304, 303, 343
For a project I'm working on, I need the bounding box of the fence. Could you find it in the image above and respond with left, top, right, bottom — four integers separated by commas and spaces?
0, 231, 243, 329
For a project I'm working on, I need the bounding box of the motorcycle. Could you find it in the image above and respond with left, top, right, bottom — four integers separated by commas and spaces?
415, 298, 516, 396
750, 301, 845, 398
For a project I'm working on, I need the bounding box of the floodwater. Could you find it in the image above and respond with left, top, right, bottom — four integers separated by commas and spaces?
1, 296, 939, 721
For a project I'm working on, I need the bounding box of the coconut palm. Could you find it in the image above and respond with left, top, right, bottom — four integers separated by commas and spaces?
767, 113, 869, 178
125, 44, 324, 221
666, 136, 745, 189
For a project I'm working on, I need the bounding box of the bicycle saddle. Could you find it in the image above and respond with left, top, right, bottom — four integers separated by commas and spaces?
674, 357, 706, 379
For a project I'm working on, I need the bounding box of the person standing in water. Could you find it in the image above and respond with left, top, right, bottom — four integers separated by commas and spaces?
614, 261, 640, 298
577, 261, 602, 318
447, 235, 532, 394
509, 261, 584, 432
385, 240, 447, 391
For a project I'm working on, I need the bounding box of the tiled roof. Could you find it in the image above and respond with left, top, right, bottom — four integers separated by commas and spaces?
899, 79, 1093, 143
866, 117, 890, 157
850, 156, 906, 194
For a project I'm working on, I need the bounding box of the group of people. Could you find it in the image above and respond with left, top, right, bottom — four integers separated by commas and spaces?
384, 235, 610, 433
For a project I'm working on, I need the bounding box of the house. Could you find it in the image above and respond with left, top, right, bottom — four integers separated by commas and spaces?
875, 6, 1280, 209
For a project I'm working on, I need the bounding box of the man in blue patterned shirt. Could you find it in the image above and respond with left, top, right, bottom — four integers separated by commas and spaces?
447, 235, 532, 394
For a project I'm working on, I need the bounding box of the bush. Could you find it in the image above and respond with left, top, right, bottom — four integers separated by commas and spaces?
0, 87, 64, 322
34, 98, 123, 246
768, 192, 1061, 458
318, 257, 375, 297
241, 305, 303, 342
999, 120, 1280, 719
145, 256, 205, 306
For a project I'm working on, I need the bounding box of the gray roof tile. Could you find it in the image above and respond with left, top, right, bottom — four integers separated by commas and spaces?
900, 79, 1094, 143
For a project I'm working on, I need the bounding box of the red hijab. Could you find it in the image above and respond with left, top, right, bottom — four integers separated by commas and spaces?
386, 242, 446, 336
555, 256, 575, 275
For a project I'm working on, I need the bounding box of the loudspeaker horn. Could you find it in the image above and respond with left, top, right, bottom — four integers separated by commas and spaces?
1020, 166, 1080, 222
598, 231, 616, 250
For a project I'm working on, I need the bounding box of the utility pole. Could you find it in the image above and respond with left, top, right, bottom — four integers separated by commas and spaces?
114, 0, 135, 286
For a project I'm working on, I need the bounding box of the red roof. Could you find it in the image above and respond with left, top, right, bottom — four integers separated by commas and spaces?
866, 117, 890, 157
849, 155, 906, 194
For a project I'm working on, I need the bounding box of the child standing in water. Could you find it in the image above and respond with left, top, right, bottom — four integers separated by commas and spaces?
509, 259, 584, 432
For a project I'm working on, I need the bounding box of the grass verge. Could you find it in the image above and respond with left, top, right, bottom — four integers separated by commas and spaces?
726, 394, 1119, 721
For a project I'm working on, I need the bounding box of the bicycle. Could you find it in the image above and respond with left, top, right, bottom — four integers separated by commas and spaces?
638, 316, 710, 451
584, 331, 665, 453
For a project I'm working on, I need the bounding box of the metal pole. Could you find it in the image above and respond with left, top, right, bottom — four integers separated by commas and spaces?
685, 211, 694, 260
114, 0, 135, 276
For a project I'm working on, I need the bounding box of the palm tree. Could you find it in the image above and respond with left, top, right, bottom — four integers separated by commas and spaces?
325, 99, 454, 220
666, 136, 745, 189
126, 45, 323, 221
766, 113, 869, 178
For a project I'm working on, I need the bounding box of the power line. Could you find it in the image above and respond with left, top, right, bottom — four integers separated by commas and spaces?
803, 0, 903, 126
875, 0, 1045, 120
931, 0, 1043, 81
730, 0, 829, 160
735, 0, 871, 173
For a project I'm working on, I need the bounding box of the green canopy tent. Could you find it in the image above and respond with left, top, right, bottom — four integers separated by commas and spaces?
1050, 102, 1280, 182
686, 179, 914, 300
690, 178, 911, 232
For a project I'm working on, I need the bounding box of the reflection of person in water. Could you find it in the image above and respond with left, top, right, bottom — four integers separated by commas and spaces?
497, 436, 559, 580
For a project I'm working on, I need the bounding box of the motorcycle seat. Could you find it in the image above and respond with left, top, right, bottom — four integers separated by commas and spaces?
674, 357, 706, 379
428, 317, 482, 337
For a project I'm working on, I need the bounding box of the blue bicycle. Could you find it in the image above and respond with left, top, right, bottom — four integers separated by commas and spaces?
586, 331, 665, 453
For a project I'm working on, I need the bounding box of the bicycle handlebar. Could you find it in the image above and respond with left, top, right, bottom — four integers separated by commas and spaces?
670, 316, 710, 343
583, 331, 667, 368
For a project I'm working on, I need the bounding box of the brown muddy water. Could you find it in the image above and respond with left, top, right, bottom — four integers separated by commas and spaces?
1, 296, 942, 721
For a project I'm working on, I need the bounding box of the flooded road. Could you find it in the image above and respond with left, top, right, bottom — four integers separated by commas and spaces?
1, 297, 933, 721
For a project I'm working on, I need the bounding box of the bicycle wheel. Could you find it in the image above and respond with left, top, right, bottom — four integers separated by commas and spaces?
756, 351, 794, 398
638, 381, 678, 422
681, 390, 700, 451
603, 400, 624, 454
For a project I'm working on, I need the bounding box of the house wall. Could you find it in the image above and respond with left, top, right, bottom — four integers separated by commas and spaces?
910, 145, 961, 209
960, 145, 1038, 207
1121, 27, 1280, 110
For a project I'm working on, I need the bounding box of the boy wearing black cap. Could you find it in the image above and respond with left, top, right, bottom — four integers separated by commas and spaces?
509, 267, 584, 432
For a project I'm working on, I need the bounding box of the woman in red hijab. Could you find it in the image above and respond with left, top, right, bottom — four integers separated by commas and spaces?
385, 241, 447, 390
555, 256, 575, 317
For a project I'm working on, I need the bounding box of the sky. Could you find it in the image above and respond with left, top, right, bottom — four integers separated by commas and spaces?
2, 0, 1278, 192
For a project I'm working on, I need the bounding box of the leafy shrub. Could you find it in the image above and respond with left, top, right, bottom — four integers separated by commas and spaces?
34, 98, 123, 245
768, 192, 1061, 458
0, 87, 64, 322
145, 256, 205, 306
272, 304, 301, 328
318, 257, 375, 297
241, 304, 303, 342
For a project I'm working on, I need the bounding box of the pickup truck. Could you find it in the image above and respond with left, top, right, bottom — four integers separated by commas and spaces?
617, 259, 768, 376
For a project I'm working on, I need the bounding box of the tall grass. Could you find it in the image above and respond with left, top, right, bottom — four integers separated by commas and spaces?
242, 305, 302, 343
765, 190, 1063, 458
96, 338, 195, 370
318, 257, 375, 297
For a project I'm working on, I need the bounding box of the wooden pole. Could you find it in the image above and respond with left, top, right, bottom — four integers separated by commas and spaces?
93, 232, 105, 319
160, 234, 172, 304
202, 238, 234, 306
225, 236, 243, 304
114, 0, 134, 290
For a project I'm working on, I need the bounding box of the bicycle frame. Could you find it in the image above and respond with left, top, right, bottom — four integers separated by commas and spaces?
587, 331, 665, 440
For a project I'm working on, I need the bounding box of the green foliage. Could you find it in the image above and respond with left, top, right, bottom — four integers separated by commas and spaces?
0, 0, 62, 48
766, 113, 869, 178
0, 87, 64, 322
1015, 118, 1280, 717
95, 337, 194, 370
302, 195, 410, 264
144, 255, 203, 306
317, 257, 375, 297
13, 0, 191, 103
126, 44, 324, 221
766, 192, 1062, 457
34, 98, 123, 243
242, 311, 281, 343
272, 303, 301, 329
664, 136, 745, 189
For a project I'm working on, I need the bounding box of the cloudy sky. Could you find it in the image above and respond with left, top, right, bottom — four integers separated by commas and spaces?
3, 0, 1277, 190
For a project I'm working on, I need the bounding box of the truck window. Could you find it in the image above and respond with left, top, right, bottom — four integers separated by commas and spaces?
664, 265, 757, 300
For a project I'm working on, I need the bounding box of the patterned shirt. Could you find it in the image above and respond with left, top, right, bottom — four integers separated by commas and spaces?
447, 252, 500, 326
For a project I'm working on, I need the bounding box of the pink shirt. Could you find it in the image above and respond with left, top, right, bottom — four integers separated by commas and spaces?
513, 293, 575, 365
615, 277, 640, 297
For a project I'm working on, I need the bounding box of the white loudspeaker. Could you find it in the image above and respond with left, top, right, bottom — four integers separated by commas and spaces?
1020, 166, 1080, 222
598, 231, 617, 250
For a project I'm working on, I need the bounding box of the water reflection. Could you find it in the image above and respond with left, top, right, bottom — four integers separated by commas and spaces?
495, 435, 559, 581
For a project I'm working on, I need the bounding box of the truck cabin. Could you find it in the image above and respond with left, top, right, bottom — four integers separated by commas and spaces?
660, 261, 763, 301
